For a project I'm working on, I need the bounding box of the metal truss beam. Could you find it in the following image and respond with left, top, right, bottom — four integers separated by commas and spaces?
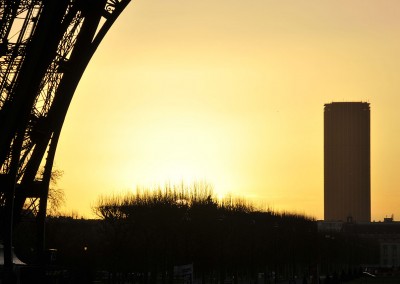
0, 0, 131, 277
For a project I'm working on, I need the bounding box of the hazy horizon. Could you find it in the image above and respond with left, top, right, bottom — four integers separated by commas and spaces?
55, 1, 400, 220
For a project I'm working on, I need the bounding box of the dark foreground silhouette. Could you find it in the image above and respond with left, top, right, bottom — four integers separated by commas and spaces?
11, 186, 386, 283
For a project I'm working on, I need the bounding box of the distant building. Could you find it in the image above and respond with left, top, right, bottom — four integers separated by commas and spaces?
324, 102, 370, 222
318, 218, 400, 268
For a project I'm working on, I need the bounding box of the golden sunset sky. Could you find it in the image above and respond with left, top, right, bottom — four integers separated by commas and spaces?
55, 1, 400, 220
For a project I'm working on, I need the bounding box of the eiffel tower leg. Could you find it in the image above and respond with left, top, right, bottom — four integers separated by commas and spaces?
3, 183, 15, 284
36, 129, 59, 265
3, 133, 24, 283
1, 1, 132, 278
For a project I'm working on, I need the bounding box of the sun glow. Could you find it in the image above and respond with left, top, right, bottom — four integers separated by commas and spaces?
55, 1, 400, 221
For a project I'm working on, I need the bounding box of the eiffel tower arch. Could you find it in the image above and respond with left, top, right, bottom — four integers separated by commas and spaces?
0, 0, 131, 272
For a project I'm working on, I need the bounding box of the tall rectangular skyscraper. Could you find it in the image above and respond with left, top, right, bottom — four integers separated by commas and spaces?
324, 102, 370, 222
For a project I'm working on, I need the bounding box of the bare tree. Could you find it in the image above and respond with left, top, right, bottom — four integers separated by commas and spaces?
46, 169, 66, 216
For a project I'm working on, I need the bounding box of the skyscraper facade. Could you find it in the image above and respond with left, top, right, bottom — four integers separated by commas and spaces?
324, 102, 371, 222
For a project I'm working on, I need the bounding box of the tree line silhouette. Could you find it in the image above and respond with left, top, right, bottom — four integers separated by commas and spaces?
91, 183, 317, 282
13, 183, 379, 283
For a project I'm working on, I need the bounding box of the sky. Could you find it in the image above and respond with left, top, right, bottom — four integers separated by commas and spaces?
55, 0, 400, 220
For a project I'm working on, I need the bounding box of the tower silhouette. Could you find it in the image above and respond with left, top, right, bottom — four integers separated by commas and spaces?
324, 102, 371, 223
0, 0, 131, 271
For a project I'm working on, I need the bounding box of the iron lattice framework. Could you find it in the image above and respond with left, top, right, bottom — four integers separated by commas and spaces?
0, 0, 130, 264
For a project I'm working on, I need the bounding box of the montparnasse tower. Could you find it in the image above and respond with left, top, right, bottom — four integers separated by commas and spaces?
324, 102, 370, 223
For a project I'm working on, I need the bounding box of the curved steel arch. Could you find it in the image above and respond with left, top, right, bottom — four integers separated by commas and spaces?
0, 0, 131, 270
